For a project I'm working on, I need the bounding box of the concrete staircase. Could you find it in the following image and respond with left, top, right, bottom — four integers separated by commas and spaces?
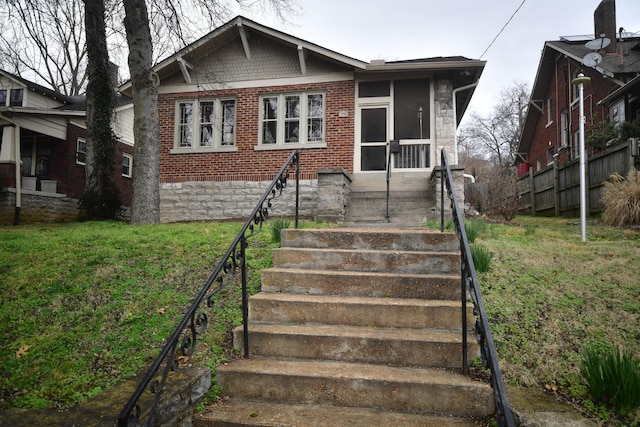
345, 174, 435, 225
195, 227, 494, 426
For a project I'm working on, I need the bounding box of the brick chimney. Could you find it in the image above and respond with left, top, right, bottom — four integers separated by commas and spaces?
594, 0, 617, 53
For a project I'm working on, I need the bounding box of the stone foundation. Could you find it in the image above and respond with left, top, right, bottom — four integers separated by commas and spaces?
0, 189, 79, 226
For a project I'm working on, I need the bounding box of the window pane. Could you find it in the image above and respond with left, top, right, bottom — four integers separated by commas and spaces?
359, 81, 390, 98
122, 155, 131, 177
307, 94, 324, 142
77, 139, 86, 164
221, 100, 235, 145
200, 101, 214, 147
262, 97, 278, 144
361, 108, 387, 143
285, 96, 300, 118
10, 88, 23, 107
0, 90, 6, 106
394, 78, 430, 140
179, 102, 193, 147
284, 96, 300, 143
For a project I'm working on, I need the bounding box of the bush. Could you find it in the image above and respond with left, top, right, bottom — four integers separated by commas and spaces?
268, 217, 291, 244
581, 346, 640, 415
470, 243, 492, 273
601, 169, 640, 228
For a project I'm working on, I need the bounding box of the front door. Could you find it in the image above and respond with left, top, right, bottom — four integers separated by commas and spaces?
358, 105, 388, 171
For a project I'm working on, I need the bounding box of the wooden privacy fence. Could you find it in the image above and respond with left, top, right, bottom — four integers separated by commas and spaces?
517, 140, 640, 217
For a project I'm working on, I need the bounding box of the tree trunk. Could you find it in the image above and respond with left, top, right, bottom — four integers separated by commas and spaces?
82, 0, 121, 220
124, 0, 160, 224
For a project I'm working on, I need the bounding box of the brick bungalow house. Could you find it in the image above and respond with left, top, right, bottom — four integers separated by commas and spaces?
517, 0, 640, 175
118, 16, 485, 223
0, 70, 134, 225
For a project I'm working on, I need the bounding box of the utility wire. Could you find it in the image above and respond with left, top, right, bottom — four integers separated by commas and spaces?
479, 0, 527, 59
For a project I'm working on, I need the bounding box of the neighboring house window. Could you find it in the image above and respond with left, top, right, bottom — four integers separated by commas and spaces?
571, 69, 581, 102
174, 98, 236, 150
76, 138, 87, 165
610, 101, 625, 130
546, 99, 553, 125
548, 145, 555, 164
9, 88, 23, 107
259, 92, 325, 146
561, 110, 569, 147
122, 153, 133, 178
0, 90, 6, 106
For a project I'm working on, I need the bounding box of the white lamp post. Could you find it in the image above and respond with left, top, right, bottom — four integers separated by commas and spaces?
572, 73, 591, 242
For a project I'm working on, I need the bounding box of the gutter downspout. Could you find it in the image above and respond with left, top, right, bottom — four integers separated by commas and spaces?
452, 82, 479, 165
0, 113, 21, 225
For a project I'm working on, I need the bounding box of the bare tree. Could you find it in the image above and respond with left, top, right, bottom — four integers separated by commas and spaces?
0, 0, 87, 96
461, 81, 529, 167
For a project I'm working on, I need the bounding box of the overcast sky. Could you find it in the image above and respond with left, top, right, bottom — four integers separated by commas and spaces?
244, 0, 640, 124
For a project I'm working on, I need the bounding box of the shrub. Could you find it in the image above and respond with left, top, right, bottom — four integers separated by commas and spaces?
268, 217, 291, 244
470, 243, 492, 273
600, 169, 640, 228
581, 346, 640, 415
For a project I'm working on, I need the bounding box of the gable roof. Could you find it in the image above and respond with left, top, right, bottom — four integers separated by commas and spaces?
0, 69, 75, 105
118, 16, 484, 123
518, 35, 640, 156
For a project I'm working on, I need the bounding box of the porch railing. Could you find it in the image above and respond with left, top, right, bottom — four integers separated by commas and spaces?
439, 149, 515, 427
117, 150, 300, 427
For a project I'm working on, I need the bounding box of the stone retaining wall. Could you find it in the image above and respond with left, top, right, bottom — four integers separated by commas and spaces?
0, 189, 79, 226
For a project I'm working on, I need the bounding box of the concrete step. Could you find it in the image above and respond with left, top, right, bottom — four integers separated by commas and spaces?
248, 293, 471, 330
194, 400, 492, 427
272, 247, 459, 275
216, 358, 494, 418
281, 227, 459, 252
236, 323, 474, 369
261, 268, 461, 300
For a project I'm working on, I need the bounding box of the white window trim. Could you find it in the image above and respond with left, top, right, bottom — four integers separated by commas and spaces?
545, 98, 553, 127
122, 153, 133, 178
171, 98, 238, 154
76, 138, 86, 165
255, 92, 327, 150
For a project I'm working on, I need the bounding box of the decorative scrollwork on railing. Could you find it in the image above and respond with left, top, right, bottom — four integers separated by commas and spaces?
118, 150, 300, 427
439, 149, 515, 427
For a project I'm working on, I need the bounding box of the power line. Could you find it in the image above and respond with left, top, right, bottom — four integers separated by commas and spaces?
479, 0, 527, 60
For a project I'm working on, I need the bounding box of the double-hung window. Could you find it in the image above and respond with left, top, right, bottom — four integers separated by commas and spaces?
122, 153, 133, 178
174, 98, 236, 152
259, 92, 325, 148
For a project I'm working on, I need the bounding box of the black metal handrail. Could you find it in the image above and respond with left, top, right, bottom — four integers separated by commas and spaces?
439, 149, 515, 427
118, 150, 300, 427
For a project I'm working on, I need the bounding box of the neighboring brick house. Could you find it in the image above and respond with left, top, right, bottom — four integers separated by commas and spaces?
119, 16, 485, 223
518, 0, 640, 175
0, 70, 134, 224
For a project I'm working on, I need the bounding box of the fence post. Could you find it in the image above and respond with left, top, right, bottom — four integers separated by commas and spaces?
528, 167, 536, 216
554, 159, 560, 217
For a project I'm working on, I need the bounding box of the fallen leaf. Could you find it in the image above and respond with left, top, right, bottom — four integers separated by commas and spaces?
16, 345, 30, 358
157, 307, 166, 315
176, 355, 190, 364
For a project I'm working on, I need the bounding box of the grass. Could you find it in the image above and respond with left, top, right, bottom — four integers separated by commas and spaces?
474, 216, 640, 425
0, 220, 282, 410
2, 216, 639, 424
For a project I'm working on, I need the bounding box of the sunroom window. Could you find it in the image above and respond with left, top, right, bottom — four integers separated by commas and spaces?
175, 98, 236, 150
259, 92, 325, 147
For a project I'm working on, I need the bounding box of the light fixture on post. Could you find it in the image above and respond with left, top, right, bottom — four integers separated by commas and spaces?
572, 72, 591, 242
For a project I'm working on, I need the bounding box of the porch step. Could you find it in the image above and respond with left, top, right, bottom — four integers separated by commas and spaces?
261, 268, 462, 300
215, 358, 493, 418
345, 190, 434, 224
195, 400, 489, 427
248, 293, 473, 330
235, 323, 472, 369
272, 247, 459, 274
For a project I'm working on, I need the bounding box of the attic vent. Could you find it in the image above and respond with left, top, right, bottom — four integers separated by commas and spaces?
369, 59, 386, 66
